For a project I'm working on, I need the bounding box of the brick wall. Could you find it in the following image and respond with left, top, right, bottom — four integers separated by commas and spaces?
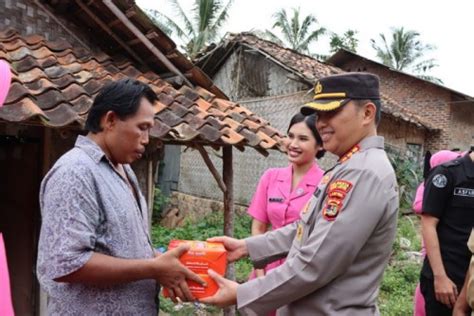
0, 0, 96, 49
338, 59, 459, 151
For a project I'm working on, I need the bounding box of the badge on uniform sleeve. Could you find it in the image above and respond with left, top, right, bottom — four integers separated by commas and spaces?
321, 174, 331, 185
301, 201, 310, 215
432, 174, 448, 188
323, 179, 353, 221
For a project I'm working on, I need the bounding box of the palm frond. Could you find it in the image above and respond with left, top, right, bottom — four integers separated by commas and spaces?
207, 0, 234, 40
146, 9, 188, 40
168, 0, 196, 36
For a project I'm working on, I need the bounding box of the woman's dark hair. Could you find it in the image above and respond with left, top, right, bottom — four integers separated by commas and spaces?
287, 113, 325, 159
85, 78, 157, 133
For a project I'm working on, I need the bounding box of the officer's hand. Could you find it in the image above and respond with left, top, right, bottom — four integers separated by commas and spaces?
434, 274, 458, 308
153, 244, 206, 302
255, 268, 265, 278
207, 236, 247, 262
199, 269, 238, 307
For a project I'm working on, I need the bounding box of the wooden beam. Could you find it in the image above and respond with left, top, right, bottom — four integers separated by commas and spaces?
196, 145, 226, 193
222, 145, 235, 316
102, 0, 194, 87
75, 0, 147, 66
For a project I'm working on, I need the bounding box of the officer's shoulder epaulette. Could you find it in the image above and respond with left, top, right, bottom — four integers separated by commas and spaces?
441, 159, 461, 168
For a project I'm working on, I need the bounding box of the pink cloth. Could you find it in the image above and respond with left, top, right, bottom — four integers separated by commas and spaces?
0, 60, 12, 107
0, 234, 14, 316
413, 283, 425, 316
248, 163, 323, 274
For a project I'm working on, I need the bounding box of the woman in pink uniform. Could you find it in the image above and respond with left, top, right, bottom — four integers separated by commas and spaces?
247, 113, 325, 280
412, 150, 462, 316
0, 60, 15, 316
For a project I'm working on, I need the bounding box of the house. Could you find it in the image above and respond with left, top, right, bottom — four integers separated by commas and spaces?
180, 32, 436, 207
0, 2, 285, 314
327, 48, 474, 151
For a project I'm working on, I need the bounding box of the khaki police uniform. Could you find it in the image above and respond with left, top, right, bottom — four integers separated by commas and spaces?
237, 136, 398, 315
235, 73, 399, 316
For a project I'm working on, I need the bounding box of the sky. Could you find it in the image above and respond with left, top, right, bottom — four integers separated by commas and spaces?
137, 0, 474, 97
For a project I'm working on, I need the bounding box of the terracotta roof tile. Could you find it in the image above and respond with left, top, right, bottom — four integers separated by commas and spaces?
221, 127, 245, 144
0, 29, 285, 153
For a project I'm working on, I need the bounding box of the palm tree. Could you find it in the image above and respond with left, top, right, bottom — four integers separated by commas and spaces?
263, 8, 326, 55
329, 29, 358, 54
146, 0, 233, 59
371, 27, 442, 83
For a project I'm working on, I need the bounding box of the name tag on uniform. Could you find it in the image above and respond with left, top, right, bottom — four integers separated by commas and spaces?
269, 197, 284, 203
296, 223, 304, 241
454, 188, 474, 197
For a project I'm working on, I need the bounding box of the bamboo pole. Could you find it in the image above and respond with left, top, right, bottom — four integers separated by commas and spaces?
196, 145, 227, 193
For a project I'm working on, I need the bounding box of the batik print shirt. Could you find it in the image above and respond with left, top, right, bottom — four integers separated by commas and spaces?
37, 135, 158, 315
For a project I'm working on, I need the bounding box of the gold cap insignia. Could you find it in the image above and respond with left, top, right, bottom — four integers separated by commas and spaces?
315, 81, 323, 94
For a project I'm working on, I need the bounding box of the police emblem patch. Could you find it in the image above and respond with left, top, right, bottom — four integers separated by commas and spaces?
432, 174, 448, 188
322, 179, 353, 221
321, 174, 331, 185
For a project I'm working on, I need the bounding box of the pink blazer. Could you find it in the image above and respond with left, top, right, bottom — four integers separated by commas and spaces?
248, 163, 324, 229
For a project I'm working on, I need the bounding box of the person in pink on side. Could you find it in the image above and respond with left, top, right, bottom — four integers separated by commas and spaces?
0, 59, 15, 316
412, 150, 462, 316
248, 113, 325, 283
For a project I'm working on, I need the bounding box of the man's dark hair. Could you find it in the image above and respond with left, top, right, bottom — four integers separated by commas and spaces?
353, 99, 382, 126
85, 78, 157, 133
287, 112, 325, 159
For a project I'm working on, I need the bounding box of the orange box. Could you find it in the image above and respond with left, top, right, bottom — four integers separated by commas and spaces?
162, 240, 227, 299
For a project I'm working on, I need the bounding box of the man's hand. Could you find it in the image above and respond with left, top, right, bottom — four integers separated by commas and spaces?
434, 274, 458, 308
200, 269, 238, 307
207, 236, 247, 262
153, 244, 205, 302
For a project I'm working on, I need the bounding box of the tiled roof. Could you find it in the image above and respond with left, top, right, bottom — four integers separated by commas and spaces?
0, 29, 284, 154
197, 33, 437, 130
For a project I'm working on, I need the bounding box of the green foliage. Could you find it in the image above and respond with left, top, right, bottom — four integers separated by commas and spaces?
146, 0, 234, 58
379, 262, 419, 315
151, 210, 252, 249
152, 187, 169, 222
370, 27, 442, 83
387, 151, 422, 210
263, 7, 326, 54
378, 215, 421, 315
329, 29, 359, 54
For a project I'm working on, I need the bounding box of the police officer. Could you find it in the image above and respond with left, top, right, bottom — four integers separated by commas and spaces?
199, 73, 399, 315
420, 151, 474, 316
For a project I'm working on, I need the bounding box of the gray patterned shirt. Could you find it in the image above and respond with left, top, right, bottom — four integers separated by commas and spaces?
37, 135, 158, 315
